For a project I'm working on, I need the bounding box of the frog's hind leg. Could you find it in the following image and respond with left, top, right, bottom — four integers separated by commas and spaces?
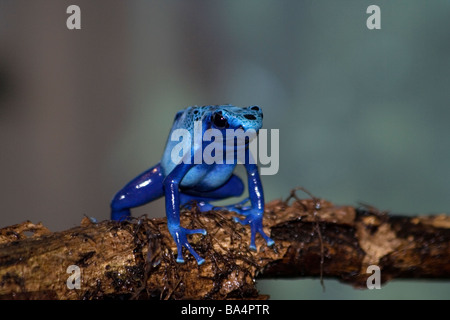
180, 174, 244, 212
110, 164, 165, 221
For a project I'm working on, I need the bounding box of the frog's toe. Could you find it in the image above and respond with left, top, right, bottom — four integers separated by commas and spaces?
233, 216, 249, 225
170, 226, 206, 265
235, 213, 275, 250
259, 231, 274, 247
227, 206, 252, 216
222, 198, 252, 215
185, 228, 207, 236
182, 239, 205, 265
255, 224, 274, 247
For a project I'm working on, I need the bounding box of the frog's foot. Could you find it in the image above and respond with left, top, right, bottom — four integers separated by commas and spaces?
111, 209, 131, 221
182, 199, 241, 213
221, 198, 252, 215
192, 201, 215, 212
231, 209, 275, 251
168, 226, 207, 265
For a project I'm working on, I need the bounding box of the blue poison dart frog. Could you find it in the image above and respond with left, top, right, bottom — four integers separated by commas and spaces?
110, 105, 274, 265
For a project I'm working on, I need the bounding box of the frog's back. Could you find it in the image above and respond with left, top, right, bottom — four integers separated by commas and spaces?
160, 106, 207, 176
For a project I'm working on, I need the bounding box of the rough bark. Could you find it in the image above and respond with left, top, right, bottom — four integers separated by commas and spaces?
0, 191, 449, 299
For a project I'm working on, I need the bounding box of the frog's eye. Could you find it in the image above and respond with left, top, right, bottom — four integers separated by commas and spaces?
212, 112, 228, 129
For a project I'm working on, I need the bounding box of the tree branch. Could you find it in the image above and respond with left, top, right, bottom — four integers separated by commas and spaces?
1, 193, 449, 299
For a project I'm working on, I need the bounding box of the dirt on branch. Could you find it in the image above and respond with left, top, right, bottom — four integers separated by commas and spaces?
0, 191, 449, 299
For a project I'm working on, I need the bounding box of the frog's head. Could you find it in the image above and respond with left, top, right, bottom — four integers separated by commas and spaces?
170, 105, 263, 161
176, 104, 263, 137
196, 105, 263, 133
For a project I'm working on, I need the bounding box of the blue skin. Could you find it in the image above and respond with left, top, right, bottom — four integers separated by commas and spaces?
110, 105, 274, 265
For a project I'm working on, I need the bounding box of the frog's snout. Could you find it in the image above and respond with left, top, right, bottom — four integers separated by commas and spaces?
247, 105, 263, 119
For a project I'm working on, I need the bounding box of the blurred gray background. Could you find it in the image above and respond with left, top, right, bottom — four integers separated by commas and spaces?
0, 0, 449, 299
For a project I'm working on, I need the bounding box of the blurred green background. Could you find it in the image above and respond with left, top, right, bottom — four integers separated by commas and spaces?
0, 0, 449, 299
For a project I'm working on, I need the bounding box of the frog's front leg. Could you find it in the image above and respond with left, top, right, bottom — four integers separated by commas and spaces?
230, 162, 275, 251
164, 162, 207, 265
